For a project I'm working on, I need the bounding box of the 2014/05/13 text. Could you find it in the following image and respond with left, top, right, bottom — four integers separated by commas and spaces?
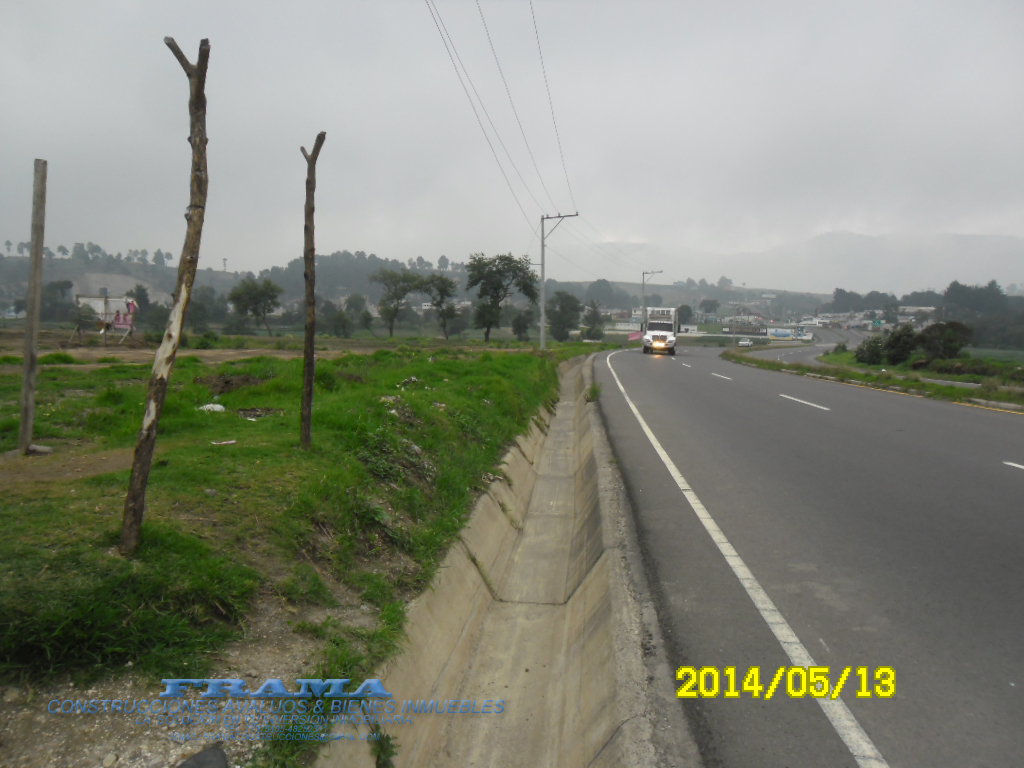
676, 666, 894, 700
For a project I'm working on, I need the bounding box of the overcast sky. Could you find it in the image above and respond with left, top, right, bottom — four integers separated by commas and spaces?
3, 0, 1024, 292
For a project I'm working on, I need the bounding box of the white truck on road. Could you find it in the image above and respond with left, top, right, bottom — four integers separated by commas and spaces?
642, 307, 678, 355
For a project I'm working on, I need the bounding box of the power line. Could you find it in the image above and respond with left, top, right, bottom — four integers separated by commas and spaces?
428, 0, 548, 217
423, 0, 535, 230
530, 0, 577, 212
578, 215, 651, 271
475, 0, 560, 212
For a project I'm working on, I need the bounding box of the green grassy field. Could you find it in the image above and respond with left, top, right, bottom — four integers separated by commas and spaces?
0, 345, 601, 681
0, 342, 610, 766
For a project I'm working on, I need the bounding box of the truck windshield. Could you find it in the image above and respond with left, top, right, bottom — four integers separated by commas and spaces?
647, 322, 673, 331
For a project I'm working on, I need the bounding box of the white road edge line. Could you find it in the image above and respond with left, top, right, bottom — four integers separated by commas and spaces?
606, 351, 889, 768
711, 373, 732, 380
1004, 461, 1024, 470
780, 394, 831, 411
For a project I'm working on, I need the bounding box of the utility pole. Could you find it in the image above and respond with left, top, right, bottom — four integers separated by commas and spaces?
223, 258, 227, 272
19, 159, 49, 455
539, 212, 578, 351
641, 270, 662, 333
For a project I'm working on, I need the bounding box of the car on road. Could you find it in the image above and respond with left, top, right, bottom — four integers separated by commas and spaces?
737, 337, 753, 347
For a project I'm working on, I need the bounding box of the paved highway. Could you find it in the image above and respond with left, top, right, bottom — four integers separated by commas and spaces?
594, 347, 1024, 768
746, 327, 867, 366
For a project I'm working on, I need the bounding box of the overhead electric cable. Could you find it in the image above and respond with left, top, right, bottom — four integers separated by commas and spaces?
428, 0, 548, 216
578, 215, 650, 269
566, 219, 651, 273
475, 0, 560, 212
530, 0, 577, 212
545, 243, 602, 279
423, 0, 535, 231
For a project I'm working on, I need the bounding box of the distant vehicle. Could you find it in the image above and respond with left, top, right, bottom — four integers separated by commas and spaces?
737, 338, 753, 347
643, 307, 677, 355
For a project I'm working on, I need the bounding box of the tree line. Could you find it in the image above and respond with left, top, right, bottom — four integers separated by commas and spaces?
828, 280, 1024, 349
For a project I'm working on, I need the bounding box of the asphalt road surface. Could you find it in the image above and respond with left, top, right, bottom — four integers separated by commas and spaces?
595, 347, 1024, 768
746, 327, 867, 366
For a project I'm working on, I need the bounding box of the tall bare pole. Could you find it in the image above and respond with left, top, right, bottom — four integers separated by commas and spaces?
300, 132, 326, 449
18, 159, 47, 454
120, 38, 210, 556
538, 212, 577, 351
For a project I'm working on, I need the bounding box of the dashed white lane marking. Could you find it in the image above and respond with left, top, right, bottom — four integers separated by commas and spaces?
680, 362, 692, 368
780, 394, 831, 411
1004, 462, 1024, 470
606, 350, 889, 768
711, 373, 732, 380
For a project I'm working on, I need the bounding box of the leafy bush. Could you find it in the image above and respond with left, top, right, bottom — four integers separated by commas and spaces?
916, 321, 973, 360
833, 342, 847, 354
883, 324, 918, 365
854, 336, 884, 365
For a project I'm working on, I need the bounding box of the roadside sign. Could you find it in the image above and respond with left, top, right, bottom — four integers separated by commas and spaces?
872, 320, 882, 327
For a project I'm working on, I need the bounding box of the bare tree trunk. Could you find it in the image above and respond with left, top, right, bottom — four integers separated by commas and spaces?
300, 132, 326, 449
120, 38, 210, 556
18, 160, 47, 454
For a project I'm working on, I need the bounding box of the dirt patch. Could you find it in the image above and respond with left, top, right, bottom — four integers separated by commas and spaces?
236, 408, 283, 420
0, 446, 137, 487
193, 374, 263, 396
0, 588, 373, 768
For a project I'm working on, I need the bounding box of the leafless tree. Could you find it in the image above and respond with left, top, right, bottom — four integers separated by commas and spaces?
120, 38, 210, 556
300, 132, 325, 448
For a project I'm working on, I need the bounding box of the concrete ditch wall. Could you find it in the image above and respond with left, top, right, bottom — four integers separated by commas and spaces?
318, 357, 696, 768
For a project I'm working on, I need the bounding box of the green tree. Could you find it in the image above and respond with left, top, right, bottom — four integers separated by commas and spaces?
916, 321, 973, 360
56, 245, 68, 258
449, 307, 471, 338
421, 273, 459, 339
3, 240, 10, 254
677, 304, 694, 325
547, 291, 583, 342
320, 299, 352, 338
883, 324, 917, 364
883, 303, 899, 324
344, 293, 367, 316
359, 309, 376, 337
511, 308, 533, 341
369, 268, 421, 337
466, 253, 539, 342
438, 254, 450, 272
854, 335, 885, 365
228, 276, 283, 336
582, 300, 605, 340
699, 298, 720, 316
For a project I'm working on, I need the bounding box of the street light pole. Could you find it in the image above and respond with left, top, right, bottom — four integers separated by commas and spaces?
641, 270, 662, 333
539, 212, 578, 351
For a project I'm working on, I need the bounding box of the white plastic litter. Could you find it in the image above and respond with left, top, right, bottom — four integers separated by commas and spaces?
197, 404, 226, 412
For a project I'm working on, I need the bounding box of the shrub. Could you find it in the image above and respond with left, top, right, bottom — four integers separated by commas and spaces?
833, 342, 847, 353
916, 321, 973, 360
854, 336, 884, 365
883, 324, 918, 365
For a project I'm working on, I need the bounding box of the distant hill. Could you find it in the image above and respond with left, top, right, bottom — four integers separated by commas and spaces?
681, 232, 1024, 295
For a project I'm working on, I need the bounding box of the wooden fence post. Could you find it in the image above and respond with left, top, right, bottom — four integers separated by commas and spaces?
18, 159, 48, 455
119, 38, 210, 556
300, 132, 326, 448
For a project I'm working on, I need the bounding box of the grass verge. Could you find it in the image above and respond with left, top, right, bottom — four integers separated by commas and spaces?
723, 348, 1024, 409
0, 343, 597, 765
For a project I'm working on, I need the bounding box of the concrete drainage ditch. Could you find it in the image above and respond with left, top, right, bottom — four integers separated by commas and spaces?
318, 355, 700, 768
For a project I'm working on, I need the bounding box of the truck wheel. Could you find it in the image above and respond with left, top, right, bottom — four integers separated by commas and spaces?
642, 347, 649, 354
669, 348, 676, 356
